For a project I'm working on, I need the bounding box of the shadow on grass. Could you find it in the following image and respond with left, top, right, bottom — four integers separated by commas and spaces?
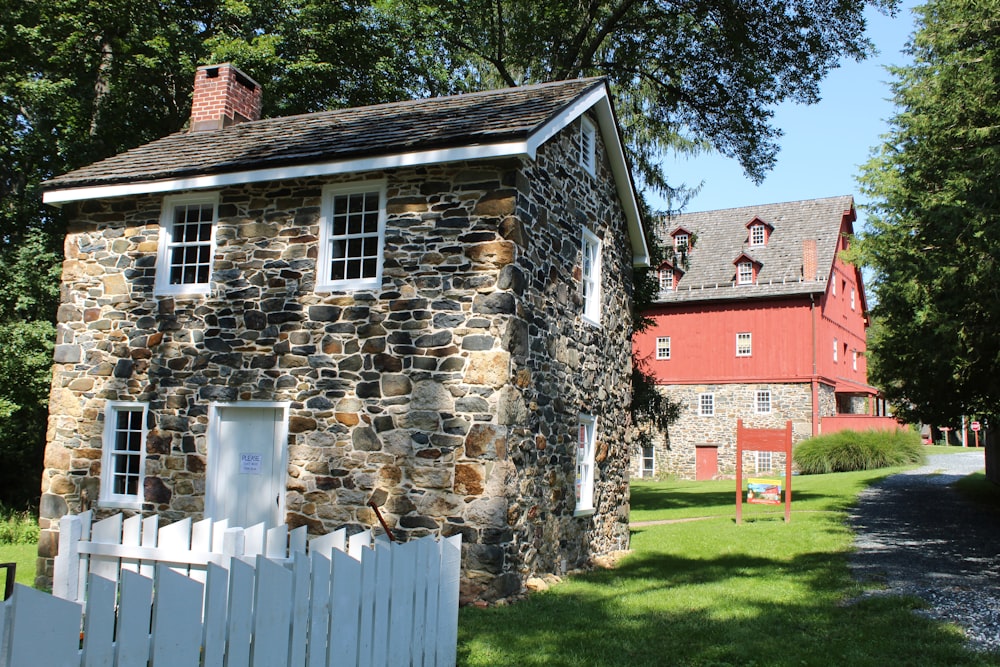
458, 547, 994, 667
630, 486, 843, 515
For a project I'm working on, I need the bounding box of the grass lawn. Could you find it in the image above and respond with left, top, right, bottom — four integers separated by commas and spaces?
458, 467, 998, 666
0, 544, 36, 588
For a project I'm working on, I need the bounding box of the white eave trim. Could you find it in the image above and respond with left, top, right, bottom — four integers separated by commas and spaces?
43, 83, 650, 268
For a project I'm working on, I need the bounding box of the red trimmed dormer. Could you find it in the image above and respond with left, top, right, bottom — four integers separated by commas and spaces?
670, 226, 692, 253
733, 253, 760, 285
657, 262, 684, 293
745, 216, 773, 247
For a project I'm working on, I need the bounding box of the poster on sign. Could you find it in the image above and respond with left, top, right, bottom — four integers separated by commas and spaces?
747, 478, 782, 504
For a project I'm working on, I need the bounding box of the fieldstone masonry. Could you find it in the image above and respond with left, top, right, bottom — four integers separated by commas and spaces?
38, 117, 636, 600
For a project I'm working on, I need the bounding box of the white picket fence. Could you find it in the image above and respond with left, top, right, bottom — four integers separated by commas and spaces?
0, 511, 461, 667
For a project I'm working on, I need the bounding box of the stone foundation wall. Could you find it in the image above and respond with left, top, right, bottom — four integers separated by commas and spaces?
642, 382, 828, 479
38, 115, 635, 600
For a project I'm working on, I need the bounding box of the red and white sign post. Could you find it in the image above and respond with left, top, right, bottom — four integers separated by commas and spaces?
972, 421, 981, 448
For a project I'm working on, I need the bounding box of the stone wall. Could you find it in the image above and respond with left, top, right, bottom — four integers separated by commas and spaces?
38, 115, 635, 600
644, 382, 824, 479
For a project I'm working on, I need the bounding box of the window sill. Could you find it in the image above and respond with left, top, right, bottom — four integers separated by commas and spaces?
99, 498, 143, 511
581, 314, 601, 328
573, 507, 595, 518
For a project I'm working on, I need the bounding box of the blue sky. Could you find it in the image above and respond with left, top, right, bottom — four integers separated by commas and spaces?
650, 1, 922, 233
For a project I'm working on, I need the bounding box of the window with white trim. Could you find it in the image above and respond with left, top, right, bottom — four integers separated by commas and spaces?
755, 390, 771, 414
833, 337, 838, 362
156, 193, 219, 295
575, 414, 597, 514
853, 350, 858, 371
101, 402, 147, 508
832, 277, 836, 296
737, 261, 754, 285
581, 228, 602, 326
699, 393, 714, 416
750, 224, 766, 246
641, 445, 655, 478
656, 336, 671, 360
674, 233, 689, 253
579, 116, 597, 176
659, 268, 673, 291
736, 332, 752, 357
851, 288, 856, 310
756, 451, 773, 472
317, 181, 387, 291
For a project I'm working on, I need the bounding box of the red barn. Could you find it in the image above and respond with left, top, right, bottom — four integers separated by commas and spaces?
633, 196, 895, 479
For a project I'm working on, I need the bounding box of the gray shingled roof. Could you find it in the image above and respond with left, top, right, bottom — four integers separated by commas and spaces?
42, 78, 604, 191
654, 195, 855, 303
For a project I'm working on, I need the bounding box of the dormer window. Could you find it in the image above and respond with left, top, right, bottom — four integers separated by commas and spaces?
579, 116, 596, 176
659, 267, 674, 291
674, 233, 689, 253
737, 261, 754, 285
750, 223, 766, 246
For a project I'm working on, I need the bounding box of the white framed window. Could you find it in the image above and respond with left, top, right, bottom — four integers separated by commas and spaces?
581, 228, 602, 326
853, 350, 858, 371
756, 451, 773, 473
833, 337, 838, 362
659, 268, 673, 291
851, 288, 856, 311
750, 224, 766, 246
317, 181, 387, 292
736, 332, 752, 357
755, 390, 771, 414
699, 393, 714, 417
831, 276, 837, 296
100, 402, 148, 509
674, 233, 689, 253
641, 445, 655, 478
656, 336, 671, 360
579, 116, 597, 176
737, 261, 754, 285
156, 192, 219, 296
575, 414, 597, 515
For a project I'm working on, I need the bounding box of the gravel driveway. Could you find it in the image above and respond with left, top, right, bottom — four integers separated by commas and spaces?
849, 450, 1000, 653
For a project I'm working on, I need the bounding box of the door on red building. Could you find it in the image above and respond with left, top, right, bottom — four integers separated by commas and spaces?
696, 445, 718, 480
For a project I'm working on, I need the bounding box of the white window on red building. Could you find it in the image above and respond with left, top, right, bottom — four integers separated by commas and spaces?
750, 223, 766, 246
736, 332, 752, 357
737, 261, 754, 285
656, 336, 671, 360
659, 268, 673, 291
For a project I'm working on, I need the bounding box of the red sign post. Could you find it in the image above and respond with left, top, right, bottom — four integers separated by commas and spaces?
972, 421, 981, 447
736, 420, 793, 524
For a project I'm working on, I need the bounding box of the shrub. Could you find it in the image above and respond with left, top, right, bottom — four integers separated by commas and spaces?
793, 429, 924, 474
0, 508, 39, 545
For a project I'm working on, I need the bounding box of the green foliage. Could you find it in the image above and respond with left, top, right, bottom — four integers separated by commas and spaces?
793, 429, 925, 475
855, 0, 1000, 425
0, 509, 40, 546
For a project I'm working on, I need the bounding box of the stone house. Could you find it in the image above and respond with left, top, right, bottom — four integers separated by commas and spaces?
632, 196, 894, 480
36, 64, 650, 600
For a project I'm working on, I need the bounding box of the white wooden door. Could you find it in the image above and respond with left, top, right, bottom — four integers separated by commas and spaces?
207, 405, 286, 529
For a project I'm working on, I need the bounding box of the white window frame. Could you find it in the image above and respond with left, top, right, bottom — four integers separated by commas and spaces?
833, 337, 838, 362
851, 288, 856, 311
674, 233, 689, 253
832, 276, 837, 296
699, 393, 714, 417
750, 224, 766, 246
737, 261, 754, 285
100, 402, 148, 510
155, 192, 219, 296
736, 332, 752, 357
575, 414, 597, 515
581, 228, 602, 327
656, 336, 671, 360
641, 445, 655, 478
853, 350, 858, 371
316, 180, 387, 292
755, 390, 771, 414
579, 116, 597, 176
756, 451, 773, 473
659, 268, 673, 291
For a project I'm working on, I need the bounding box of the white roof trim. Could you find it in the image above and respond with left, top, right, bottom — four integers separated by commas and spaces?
43, 82, 650, 267
42, 141, 528, 205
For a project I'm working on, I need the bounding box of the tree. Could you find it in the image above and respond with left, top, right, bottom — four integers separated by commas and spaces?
856, 0, 1000, 426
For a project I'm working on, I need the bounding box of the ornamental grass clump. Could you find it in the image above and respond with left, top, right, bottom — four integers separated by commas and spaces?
793, 429, 924, 474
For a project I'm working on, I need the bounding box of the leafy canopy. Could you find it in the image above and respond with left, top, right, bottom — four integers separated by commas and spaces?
856, 0, 1000, 425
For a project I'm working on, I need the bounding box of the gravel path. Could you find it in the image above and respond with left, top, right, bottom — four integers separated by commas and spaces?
849, 450, 1000, 653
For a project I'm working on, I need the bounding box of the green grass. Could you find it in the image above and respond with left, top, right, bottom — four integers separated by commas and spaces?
955, 473, 1000, 515
458, 468, 997, 666
0, 544, 36, 587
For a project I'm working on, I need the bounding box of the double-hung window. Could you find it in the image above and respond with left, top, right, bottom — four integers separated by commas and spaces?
659, 268, 673, 292
699, 393, 714, 417
641, 446, 655, 478
101, 402, 147, 509
833, 337, 839, 362
750, 224, 766, 246
581, 228, 602, 326
755, 390, 771, 414
156, 193, 219, 295
736, 332, 752, 357
737, 261, 754, 285
575, 415, 597, 515
656, 336, 671, 360
317, 181, 387, 291
756, 451, 773, 472
674, 233, 689, 253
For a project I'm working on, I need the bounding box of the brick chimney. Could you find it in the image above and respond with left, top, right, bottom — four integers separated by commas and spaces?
190, 63, 262, 132
802, 239, 818, 280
